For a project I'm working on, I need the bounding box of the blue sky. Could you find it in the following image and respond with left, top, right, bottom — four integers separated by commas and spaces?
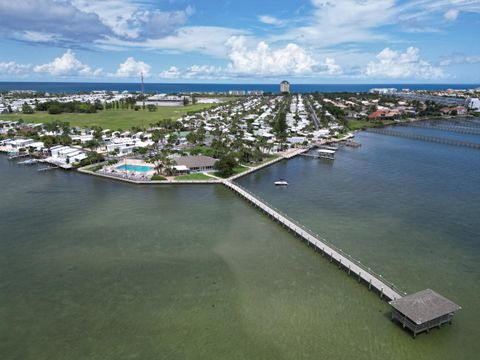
0, 0, 479, 83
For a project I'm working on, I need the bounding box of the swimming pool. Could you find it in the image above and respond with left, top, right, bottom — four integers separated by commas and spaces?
117, 164, 154, 172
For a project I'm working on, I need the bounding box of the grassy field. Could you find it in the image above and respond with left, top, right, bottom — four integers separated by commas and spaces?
214, 165, 249, 179
0, 103, 219, 130
244, 154, 279, 167
174, 173, 213, 181
347, 119, 396, 130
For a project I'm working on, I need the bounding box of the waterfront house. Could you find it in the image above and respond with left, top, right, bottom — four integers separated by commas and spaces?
174, 155, 217, 172
47, 145, 87, 169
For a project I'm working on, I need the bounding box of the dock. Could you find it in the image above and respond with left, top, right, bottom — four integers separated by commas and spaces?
368, 128, 480, 149
8, 153, 30, 160
401, 122, 480, 136
38, 166, 59, 172
223, 180, 404, 301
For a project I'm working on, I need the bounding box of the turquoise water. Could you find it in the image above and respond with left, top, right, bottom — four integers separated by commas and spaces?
1, 124, 479, 359
117, 164, 154, 172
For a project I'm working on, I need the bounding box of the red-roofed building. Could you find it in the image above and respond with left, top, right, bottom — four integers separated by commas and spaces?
368, 110, 400, 120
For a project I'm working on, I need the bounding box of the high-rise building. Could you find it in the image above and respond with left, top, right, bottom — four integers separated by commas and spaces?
280, 80, 290, 93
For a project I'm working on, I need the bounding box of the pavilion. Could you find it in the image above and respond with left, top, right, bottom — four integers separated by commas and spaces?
389, 289, 461, 338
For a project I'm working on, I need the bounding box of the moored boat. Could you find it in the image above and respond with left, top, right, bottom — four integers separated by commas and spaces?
274, 179, 288, 186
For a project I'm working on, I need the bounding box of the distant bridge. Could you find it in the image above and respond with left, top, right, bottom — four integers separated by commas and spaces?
368, 128, 480, 149
401, 122, 480, 136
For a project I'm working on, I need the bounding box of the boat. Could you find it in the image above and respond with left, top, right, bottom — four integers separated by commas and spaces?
18, 159, 39, 165
274, 179, 288, 186
319, 145, 338, 151
317, 149, 336, 160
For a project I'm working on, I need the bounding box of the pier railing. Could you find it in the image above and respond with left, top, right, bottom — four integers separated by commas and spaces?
368, 128, 480, 149
225, 181, 406, 298
399, 121, 480, 135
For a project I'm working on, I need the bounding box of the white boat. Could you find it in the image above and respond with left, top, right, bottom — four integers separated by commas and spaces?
320, 145, 338, 151
274, 180, 288, 186
18, 159, 39, 165
317, 149, 336, 160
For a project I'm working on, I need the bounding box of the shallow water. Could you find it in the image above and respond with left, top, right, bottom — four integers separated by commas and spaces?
1, 127, 479, 359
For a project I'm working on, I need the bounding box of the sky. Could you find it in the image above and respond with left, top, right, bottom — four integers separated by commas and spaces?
0, 0, 479, 83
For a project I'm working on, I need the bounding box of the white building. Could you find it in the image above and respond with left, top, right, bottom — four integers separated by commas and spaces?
466, 98, 480, 110
280, 80, 290, 94
46, 145, 87, 169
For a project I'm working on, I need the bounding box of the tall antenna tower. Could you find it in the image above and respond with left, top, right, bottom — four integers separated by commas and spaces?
141, 72, 145, 129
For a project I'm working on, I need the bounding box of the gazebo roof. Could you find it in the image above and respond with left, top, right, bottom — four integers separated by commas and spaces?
389, 289, 461, 325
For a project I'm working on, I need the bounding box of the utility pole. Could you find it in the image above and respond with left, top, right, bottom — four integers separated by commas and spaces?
141, 72, 145, 129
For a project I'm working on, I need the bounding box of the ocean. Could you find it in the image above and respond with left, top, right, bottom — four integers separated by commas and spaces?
0, 81, 478, 94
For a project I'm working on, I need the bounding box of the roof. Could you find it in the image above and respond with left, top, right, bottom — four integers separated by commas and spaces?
389, 289, 461, 325
174, 155, 217, 168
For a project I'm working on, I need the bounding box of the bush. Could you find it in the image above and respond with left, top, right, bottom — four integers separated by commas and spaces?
89, 165, 104, 172
214, 153, 238, 178
80, 152, 105, 166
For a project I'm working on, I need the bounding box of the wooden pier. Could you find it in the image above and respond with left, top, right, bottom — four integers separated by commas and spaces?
223, 180, 404, 301
368, 128, 480, 149
402, 122, 480, 136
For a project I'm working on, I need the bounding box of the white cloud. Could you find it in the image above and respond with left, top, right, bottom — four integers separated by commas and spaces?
366, 47, 443, 79
33, 50, 102, 77
0, 61, 31, 76
0, 0, 110, 46
276, 0, 397, 48
226, 36, 319, 76
398, 1, 480, 31
316, 58, 343, 76
96, 26, 248, 58
158, 65, 227, 80
258, 15, 283, 26
440, 54, 480, 66
185, 65, 226, 79
71, 0, 193, 39
157, 37, 344, 80
159, 66, 181, 79
113, 57, 151, 77
444, 9, 460, 21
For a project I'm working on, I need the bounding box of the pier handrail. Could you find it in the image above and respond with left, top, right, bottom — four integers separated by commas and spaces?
368, 128, 480, 149
226, 180, 406, 297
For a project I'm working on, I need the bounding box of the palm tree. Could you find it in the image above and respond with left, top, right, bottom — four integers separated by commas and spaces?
147, 150, 175, 176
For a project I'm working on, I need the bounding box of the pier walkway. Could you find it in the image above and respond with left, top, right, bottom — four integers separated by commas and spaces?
368, 128, 480, 149
223, 180, 405, 301
402, 122, 480, 136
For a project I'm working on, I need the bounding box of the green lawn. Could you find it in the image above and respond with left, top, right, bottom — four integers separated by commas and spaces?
347, 119, 396, 130
174, 173, 212, 181
214, 165, 249, 178
244, 155, 279, 167
0, 103, 219, 130
151, 175, 167, 181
